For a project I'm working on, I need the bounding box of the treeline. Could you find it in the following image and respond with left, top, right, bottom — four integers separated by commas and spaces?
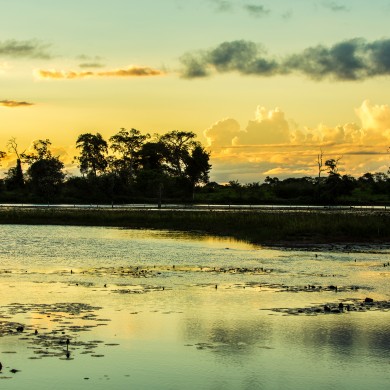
0, 130, 211, 203
0, 131, 389, 205
196, 173, 390, 205
198, 153, 389, 205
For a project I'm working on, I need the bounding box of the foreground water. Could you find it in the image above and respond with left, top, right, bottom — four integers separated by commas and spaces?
0, 225, 389, 389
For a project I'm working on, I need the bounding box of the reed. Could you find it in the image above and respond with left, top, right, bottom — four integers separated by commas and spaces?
0, 207, 389, 245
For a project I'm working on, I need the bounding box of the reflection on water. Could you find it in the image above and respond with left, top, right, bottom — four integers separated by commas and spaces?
0, 225, 389, 390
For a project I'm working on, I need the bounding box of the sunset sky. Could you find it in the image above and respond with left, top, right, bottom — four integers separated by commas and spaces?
1, 0, 390, 182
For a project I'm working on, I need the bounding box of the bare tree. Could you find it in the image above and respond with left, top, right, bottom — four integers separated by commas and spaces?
7, 137, 25, 160
316, 149, 327, 199
5, 137, 25, 189
317, 149, 327, 182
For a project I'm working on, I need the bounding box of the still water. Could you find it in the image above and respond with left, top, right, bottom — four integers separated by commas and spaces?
0, 225, 389, 389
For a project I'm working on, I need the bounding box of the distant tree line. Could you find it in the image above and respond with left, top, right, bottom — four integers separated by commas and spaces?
197, 172, 390, 205
199, 149, 390, 205
0, 133, 389, 205
0, 130, 211, 204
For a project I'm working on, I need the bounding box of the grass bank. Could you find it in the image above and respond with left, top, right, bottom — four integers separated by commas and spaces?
1, 207, 389, 246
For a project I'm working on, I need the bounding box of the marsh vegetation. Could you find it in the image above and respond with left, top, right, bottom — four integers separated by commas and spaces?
0, 207, 389, 245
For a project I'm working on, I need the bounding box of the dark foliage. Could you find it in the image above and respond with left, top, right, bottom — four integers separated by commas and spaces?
1, 132, 389, 205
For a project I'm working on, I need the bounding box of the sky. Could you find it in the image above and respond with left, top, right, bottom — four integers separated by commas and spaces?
1, 0, 390, 183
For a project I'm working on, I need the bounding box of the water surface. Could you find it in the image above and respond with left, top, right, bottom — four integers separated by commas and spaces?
0, 225, 389, 389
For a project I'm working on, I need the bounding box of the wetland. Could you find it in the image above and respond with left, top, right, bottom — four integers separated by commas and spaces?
0, 224, 389, 389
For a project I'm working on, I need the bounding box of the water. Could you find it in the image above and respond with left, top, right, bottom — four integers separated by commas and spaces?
0, 225, 389, 389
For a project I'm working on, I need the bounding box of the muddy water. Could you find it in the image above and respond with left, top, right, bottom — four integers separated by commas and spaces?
0, 225, 389, 389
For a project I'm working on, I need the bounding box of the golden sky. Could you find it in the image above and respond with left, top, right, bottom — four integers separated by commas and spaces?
1, 0, 390, 182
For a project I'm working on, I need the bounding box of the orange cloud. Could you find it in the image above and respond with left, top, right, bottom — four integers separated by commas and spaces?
205, 101, 390, 182
355, 100, 390, 144
35, 66, 165, 79
234, 107, 290, 145
0, 100, 34, 107
204, 118, 240, 147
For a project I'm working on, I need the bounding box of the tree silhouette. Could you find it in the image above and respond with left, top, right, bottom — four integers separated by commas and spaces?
4, 138, 24, 190
22, 139, 65, 200
109, 128, 149, 185
157, 131, 211, 195
76, 133, 108, 178
157, 131, 198, 177
325, 156, 342, 176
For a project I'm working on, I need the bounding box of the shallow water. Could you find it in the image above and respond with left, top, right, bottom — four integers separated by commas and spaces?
0, 225, 389, 389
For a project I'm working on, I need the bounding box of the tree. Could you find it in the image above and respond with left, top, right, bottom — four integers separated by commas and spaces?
22, 139, 52, 164
4, 137, 24, 190
316, 149, 327, 199
157, 130, 211, 197
317, 149, 326, 181
22, 139, 65, 200
109, 128, 149, 184
157, 130, 198, 177
139, 141, 166, 172
322, 157, 343, 203
27, 157, 65, 199
137, 141, 169, 204
184, 145, 211, 199
0, 149, 5, 190
7, 137, 23, 160
264, 176, 279, 186
75, 133, 108, 178
227, 180, 243, 200
4, 162, 24, 190
325, 156, 342, 176
5, 137, 24, 190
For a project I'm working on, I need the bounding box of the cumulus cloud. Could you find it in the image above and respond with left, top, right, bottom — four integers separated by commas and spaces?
35, 66, 165, 79
355, 100, 390, 144
180, 38, 390, 81
204, 107, 291, 149
292, 122, 364, 145
205, 101, 390, 182
206, 102, 390, 151
0, 100, 34, 107
0, 39, 52, 59
204, 118, 240, 147
235, 107, 291, 145
244, 4, 271, 17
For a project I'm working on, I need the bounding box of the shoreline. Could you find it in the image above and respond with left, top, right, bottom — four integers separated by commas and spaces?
1, 207, 389, 248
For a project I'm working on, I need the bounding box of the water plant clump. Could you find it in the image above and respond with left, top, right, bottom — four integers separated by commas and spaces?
268, 297, 390, 316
